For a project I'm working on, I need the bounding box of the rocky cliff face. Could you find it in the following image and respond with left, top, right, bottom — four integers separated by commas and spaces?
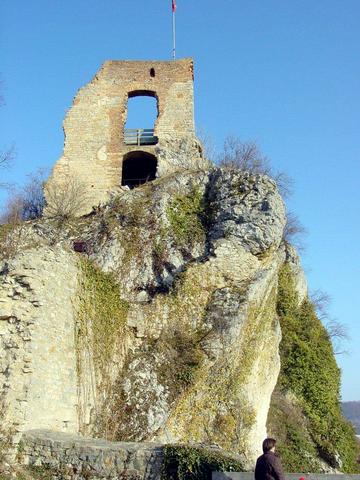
1, 166, 336, 471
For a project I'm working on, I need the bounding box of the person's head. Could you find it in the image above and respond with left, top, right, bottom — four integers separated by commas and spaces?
262, 438, 276, 453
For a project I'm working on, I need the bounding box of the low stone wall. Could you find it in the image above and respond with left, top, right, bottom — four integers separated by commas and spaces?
19, 430, 163, 479
20, 431, 360, 480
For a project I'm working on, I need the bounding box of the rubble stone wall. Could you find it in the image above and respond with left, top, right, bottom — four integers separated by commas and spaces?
45, 58, 206, 215
20, 430, 163, 480
0, 248, 82, 438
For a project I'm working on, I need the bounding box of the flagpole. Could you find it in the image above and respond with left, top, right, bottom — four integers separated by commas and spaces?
172, 2, 176, 60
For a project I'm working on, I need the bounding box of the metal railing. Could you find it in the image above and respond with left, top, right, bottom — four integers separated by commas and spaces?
124, 129, 158, 146
122, 176, 155, 189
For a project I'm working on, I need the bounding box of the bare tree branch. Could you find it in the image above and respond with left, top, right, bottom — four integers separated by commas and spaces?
0, 144, 15, 169
1, 168, 47, 223
310, 289, 332, 321
326, 318, 349, 342
310, 289, 349, 355
0, 147, 16, 190
45, 177, 89, 220
217, 136, 294, 199
0, 80, 16, 189
283, 210, 307, 251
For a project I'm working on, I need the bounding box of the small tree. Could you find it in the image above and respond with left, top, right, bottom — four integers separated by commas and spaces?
0, 168, 47, 223
310, 289, 349, 355
310, 289, 332, 321
217, 136, 293, 198
0, 192, 24, 224
0, 146, 15, 192
0, 191, 26, 260
219, 136, 271, 173
283, 210, 307, 251
45, 177, 88, 220
0, 81, 15, 190
325, 319, 349, 355
0, 146, 15, 172
21, 169, 47, 220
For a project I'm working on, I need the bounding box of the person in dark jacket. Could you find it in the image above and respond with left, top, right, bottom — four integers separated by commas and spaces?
255, 438, 285, 480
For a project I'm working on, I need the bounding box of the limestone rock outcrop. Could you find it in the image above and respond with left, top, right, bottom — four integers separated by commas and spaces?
1, 167, 294, 467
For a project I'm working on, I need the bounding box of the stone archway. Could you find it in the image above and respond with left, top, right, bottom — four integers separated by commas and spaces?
121, 151, 157, 189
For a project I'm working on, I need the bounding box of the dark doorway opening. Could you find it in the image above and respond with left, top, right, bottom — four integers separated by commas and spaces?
121, 151, 157, 189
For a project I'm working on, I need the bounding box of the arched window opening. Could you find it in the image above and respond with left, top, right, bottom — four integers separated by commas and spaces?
150, 68, 155, 77
121, 151, 157, 189
124, 91, 158, 146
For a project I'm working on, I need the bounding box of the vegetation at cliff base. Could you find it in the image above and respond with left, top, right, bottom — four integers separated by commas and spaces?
161, 445, 245, 480
268, 264, 359, 473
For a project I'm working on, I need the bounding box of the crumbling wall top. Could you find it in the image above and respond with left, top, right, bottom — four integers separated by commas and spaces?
97, 58, 194, 83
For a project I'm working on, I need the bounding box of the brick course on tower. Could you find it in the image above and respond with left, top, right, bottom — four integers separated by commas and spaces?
45, 58, 207, 216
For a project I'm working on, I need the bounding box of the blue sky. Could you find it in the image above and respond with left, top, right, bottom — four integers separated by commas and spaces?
1, 0, 359, 400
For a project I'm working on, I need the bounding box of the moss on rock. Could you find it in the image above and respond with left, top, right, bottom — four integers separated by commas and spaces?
166, 187, 207, 248
161, 278, 278, 457
76, 258, 129, 435
77, 258, 129, 375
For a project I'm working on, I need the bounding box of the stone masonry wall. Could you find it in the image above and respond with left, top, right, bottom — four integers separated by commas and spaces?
20, 430, 163, 480
46, 58, 207, 215
0, 248, 82, 439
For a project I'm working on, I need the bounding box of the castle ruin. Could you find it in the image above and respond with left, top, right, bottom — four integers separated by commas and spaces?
46, 58, 206, 215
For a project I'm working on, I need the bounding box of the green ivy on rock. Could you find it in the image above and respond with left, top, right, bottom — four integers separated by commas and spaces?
268, 264, 359, 473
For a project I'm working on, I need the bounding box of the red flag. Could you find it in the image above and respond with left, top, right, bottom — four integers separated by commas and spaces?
172, 0, 176, 12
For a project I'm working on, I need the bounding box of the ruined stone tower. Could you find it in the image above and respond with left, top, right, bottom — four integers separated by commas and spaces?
46, 58, 206, 215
